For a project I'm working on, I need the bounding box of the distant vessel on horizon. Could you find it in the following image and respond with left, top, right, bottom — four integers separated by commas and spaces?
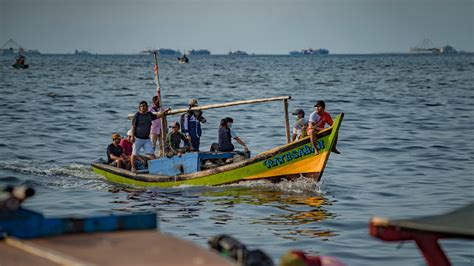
410, 39, 458, 54
186, 49, 211, 56
289, 48, 329, 55
0, 39, 40, 55
228, 50, 248, 56
141, 48, 181, 56
74, 49, 91, 55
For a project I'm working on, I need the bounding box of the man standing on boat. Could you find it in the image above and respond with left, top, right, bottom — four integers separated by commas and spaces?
181, 99, 207, 151
149, 95, 168, 156
130, 101, 167, 173
308, 101, 340, 154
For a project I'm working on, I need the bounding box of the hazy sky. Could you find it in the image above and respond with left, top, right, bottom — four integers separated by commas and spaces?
1, 0, 472, 54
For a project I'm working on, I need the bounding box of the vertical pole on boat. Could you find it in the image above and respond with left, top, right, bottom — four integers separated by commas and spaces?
283, 99, 290, 143
153, 51, 167, 157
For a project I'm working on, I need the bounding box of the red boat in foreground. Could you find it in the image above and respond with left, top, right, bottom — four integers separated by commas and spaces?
370, 203, 474, 266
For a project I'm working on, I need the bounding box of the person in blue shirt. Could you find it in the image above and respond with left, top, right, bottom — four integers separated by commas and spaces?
181, 99, 207, 151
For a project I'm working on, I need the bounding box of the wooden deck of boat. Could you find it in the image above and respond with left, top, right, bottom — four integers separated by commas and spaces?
0, 230, 232, 265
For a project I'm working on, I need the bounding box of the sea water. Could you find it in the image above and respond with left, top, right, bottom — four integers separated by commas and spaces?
0, 54, 473, 265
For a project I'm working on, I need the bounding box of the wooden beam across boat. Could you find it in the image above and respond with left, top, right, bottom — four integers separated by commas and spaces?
127, 96, 291, 119
166, 95, 291, 116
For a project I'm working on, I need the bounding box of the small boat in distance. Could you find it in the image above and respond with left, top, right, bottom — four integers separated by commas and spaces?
12, 50, 28, 69
178, 54, 189, 64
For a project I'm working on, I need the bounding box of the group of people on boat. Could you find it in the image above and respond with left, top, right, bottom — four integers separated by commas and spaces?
107, 97, 250, 173
107, 96, 338, 172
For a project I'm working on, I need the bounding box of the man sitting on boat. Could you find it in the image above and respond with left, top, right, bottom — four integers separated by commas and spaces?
210, 117, 249, 153
107, 133, 130, 169
181, 99, 207, 151
166, 122, 190, 157
120, 129, 146, 169
130, 101, 166, 173
308, 100, 340, 154
291, 109, 308, 142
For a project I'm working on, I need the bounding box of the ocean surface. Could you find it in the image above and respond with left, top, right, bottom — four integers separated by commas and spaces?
1, 54, 473, 265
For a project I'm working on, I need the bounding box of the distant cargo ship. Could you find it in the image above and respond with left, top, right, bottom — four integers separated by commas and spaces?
0, 39, 41, 55
228, 50, 248, 56
142, 49, 181, 56
186, 49, 211, 55
289, 48, 329, 55
410, 39, 458, 54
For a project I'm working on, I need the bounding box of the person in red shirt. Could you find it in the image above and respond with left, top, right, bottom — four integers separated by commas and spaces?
120, 129, 146, 169
119, 129, 134, 157
308, 101, 340, 154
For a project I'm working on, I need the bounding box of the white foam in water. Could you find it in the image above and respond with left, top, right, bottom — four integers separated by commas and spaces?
0, 160, 108, 190
224, 176, 323, 194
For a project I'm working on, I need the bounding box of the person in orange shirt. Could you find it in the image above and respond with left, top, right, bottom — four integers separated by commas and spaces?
308, 100, 340, 155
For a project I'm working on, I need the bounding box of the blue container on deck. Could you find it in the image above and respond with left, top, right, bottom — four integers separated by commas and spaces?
148, 152, 236, 176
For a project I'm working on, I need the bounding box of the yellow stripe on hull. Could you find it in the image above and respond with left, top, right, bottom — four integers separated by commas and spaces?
244, 151, 329, 180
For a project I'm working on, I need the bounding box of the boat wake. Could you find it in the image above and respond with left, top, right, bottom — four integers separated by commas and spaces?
224, 176, 323, 194
0, 160, 108, 189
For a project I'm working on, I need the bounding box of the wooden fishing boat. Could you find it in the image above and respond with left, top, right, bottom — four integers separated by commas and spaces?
91, 105, 343, 187
370, 203, 474, 266
91, 52, 343, 188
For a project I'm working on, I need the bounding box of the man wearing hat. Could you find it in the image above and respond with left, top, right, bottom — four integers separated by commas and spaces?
291, 109, 308, 142
107, 133, 129, 169
181, 99, 207, 151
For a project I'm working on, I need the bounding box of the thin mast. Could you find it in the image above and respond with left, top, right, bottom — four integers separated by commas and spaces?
153, 51, 167, 157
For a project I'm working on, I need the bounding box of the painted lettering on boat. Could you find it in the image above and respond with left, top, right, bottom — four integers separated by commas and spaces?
263, 141, 325, 169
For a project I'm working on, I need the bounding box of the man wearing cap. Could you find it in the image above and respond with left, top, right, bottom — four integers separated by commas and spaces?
107, 133, 129, 169
181, 99, 207, 151
119, 129, 134, 157
291, 109, 308, 142
120, 129, 147, 170
308, 100, 340, 154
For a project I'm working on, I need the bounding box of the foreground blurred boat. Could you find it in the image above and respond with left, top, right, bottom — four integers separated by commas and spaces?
91, 96, 343, 188
370, 203, 474, 266
0, 186, 232, 265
